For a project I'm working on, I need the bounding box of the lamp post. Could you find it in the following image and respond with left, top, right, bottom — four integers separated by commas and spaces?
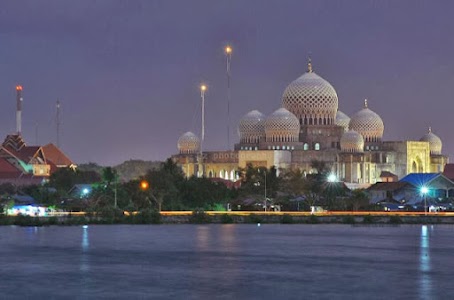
224, 45, 232, 149
199, 84, 207, 177
264, 169, 267, 212
421, 186, 429, 216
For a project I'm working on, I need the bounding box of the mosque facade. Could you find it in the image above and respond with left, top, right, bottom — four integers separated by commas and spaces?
172, 60, 448, 187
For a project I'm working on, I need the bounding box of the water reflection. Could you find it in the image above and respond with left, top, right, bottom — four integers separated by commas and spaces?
80, 227, 90, 272
419, 225, 432, 299
219, 225, 239, 288
195, 226, 210, 251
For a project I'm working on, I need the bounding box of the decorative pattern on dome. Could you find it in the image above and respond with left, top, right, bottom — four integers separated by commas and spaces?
335, 110, 350, 132
264, 108, 300, 142
420, 127, 442, 155
340, 130, 364, 153
282, 60, 338, 126
349, 100, 384, 142
238, 110, 266, 143
177, 132, 200, 154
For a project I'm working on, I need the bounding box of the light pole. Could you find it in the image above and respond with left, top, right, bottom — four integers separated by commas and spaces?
224, 45, 232, 149
264, 169, 267, 212
421, 186, 429, 216
200, 84, 207, 177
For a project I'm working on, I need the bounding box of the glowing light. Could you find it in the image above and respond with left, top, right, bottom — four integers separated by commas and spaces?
16, 85, 23, 91
225, 45, 232, 54
421, 186, 429, 195
82, 225, 88, 229
257, 223, 261, 227
327, 173, 337, 183
140, 180, 149, 190
200, 84, 207, 92
82, 188, 90, 195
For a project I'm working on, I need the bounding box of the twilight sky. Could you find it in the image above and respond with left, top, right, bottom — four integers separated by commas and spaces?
0, 1, 453, 166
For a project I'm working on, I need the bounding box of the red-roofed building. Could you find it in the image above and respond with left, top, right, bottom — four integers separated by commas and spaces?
0, 134, 76, 186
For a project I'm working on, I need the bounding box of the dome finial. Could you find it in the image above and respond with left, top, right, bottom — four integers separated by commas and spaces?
364, 99, 368, 108
307, 56, 313, 73
428, 126, 432, 133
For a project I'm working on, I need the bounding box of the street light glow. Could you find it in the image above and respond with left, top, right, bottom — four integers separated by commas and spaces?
140, 180, 149, 190
327, 173, 337, 183
421, 186, 429, 195
200, 84, 207, 92
225, 45, 232, 54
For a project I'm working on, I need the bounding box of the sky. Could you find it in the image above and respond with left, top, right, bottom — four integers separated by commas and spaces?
0, 1, 453, 166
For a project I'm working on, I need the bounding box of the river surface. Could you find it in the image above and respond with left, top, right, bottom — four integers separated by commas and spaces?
0, 224, 452, 299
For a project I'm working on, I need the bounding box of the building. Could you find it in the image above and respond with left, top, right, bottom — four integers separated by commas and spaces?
0, 86, 76, 186
172, 59, 448, 186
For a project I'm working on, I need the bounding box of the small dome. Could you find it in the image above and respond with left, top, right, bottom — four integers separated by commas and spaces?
349, 100, 384, 142
177, 132, 200, 154
265, 108, 300, 143
340, 130, 364, 153
335, 110, 350, 132
238, 110, 265, 143
420, 127, 442, 155
282, 59, 338, 126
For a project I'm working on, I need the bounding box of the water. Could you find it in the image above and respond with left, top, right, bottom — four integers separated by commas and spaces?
0, 224, 453, 299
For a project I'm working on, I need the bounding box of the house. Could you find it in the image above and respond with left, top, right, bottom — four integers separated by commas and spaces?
0, 135, 76, 186
400, 173, 454, 200
367, 182, 416, 204
379, 171, 398, 182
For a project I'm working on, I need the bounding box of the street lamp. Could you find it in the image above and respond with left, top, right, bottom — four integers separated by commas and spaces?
421, 186, 429, 216
140, 180, 149, 191
199, 84, 207, 177
327, 173, 337, 183
264, 169, 267, 212
255, 168, 268, 212
224, 45, 232, 149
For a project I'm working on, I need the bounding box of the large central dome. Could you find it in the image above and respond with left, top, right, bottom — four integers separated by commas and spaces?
282, 60, 338, 126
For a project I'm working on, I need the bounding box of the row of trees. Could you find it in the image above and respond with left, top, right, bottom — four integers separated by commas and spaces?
0, 159, 370, 212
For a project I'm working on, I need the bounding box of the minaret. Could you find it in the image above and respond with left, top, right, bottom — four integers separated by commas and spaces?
16, 85, 23, 135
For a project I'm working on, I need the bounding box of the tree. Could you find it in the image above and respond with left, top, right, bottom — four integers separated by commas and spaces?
102, 167, 117, 187
49, 167, 101, 194
345, 189, 369, 211
141, 159, 185, 211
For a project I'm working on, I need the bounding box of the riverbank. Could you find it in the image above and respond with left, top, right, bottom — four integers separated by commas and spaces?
2, 211, 454, 226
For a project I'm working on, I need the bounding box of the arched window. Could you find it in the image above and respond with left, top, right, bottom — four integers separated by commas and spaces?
303, 143, 309, 151
315, 143, 320, 151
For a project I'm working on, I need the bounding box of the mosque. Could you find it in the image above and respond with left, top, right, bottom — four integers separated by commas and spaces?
172, 60, 448, 188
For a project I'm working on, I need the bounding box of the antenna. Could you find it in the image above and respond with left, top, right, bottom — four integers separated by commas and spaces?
56, 100, 61, 147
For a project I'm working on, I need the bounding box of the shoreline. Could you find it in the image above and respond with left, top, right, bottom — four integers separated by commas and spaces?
1, 211, 454, 226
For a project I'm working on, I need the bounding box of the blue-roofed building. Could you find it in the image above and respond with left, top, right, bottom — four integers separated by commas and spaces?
400, 173, 454, 201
